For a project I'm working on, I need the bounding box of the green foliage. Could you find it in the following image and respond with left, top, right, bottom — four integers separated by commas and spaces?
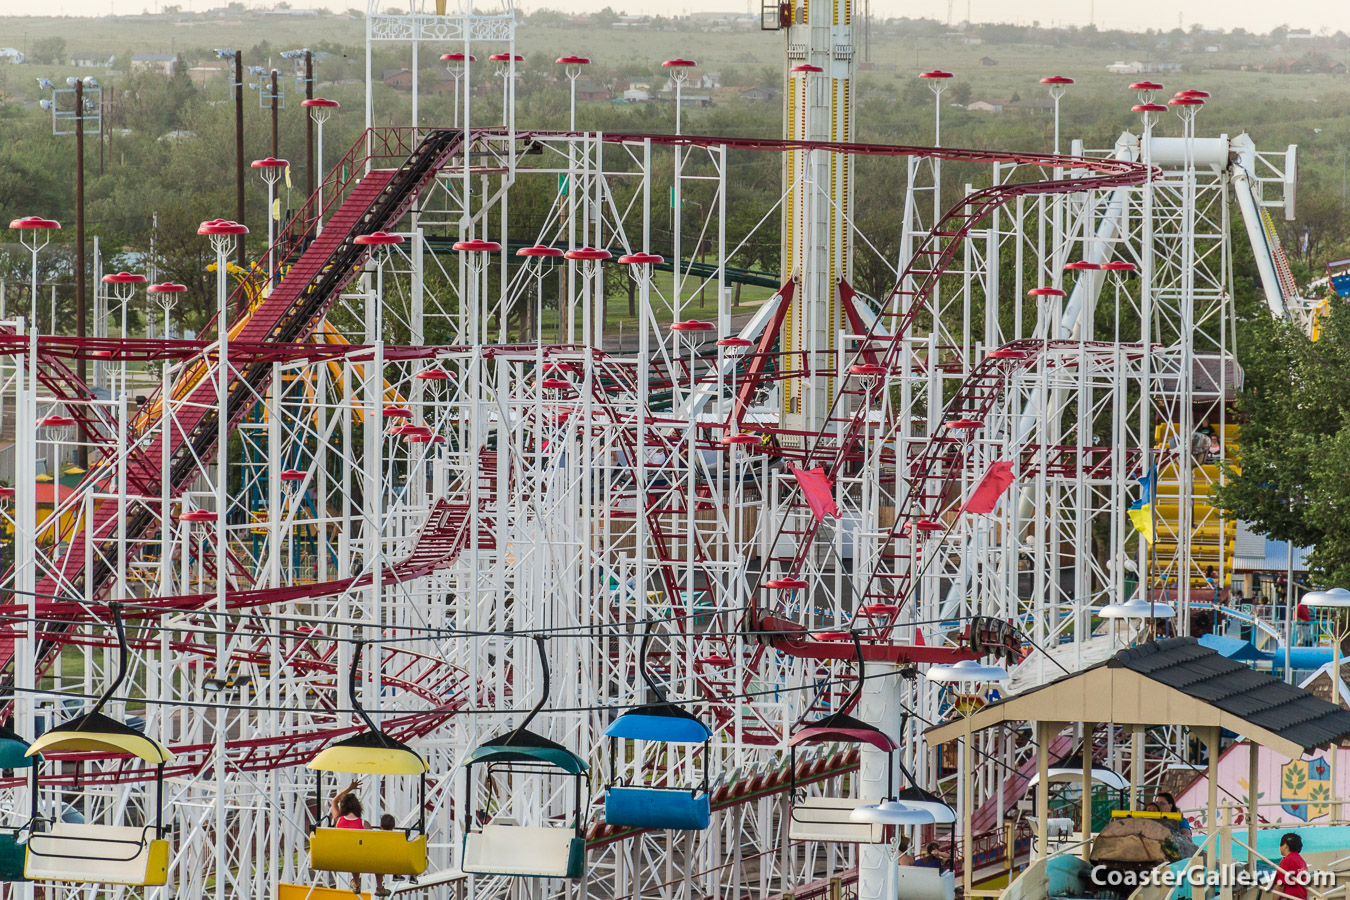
31, 37, 67, 65
1213, 302, 1350, 586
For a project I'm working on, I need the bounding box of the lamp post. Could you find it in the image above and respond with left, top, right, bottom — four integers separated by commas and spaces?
564, 247, 611, 349
918, 69, 953, 146
441, 52, 475, 128
214, 49, 247, 270
302, 99, 339, 233
1040, 75, 1074, 155
489, 52, 522, 126
661, 58, 696, 134
516, 245, 563, 343
556, 55, 591, 131
251, 158, 290, 288
148, 282, 187, 342
7, 217, 60, 321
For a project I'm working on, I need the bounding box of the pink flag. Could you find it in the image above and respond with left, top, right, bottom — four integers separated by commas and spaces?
790, 466, 841, 523
960, 461, 1016, 514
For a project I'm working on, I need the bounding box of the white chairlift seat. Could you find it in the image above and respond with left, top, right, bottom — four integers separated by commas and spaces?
895, 866, 956, 900
788, 797, 884, 844
24, 823, 170, 886
461, 824, 584, 878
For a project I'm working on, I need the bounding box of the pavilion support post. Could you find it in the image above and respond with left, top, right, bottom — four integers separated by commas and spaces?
1036, 721, 1052, 861
1081, 723, 1094, 862
1206, 726, 1220, 837
1131, 728, 1143, 812
962, 735, 974, 896
1247, 741, 1258, 874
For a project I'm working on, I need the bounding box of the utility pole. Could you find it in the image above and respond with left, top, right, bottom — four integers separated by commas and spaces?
305, 50, 315, 199
235, 50, 246, 270
270, 68, 280, 159
75, 77, 89, 469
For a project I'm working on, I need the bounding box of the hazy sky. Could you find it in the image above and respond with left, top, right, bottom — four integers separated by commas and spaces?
1, 0, 1345, 34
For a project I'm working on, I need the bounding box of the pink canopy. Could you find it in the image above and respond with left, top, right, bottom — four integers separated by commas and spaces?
790, 466, 840, 523
960, 461, 1015, 514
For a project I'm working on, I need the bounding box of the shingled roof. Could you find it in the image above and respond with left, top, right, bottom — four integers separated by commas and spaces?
925, 638, 1350, 758
1109, 638, 1350, 752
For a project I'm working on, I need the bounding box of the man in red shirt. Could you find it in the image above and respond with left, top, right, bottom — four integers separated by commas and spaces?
1276, 833, 1309, 900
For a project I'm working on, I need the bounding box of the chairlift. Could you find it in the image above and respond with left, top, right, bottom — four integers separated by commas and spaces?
0, 724, 37, 881
787, 634, 898, 844
304, 640, 430, 879
23, 604, 173, 886
602, 634, 713, 831
461, 636, 589, 879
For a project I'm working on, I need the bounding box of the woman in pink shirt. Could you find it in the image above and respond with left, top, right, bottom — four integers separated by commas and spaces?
330, 779, 371, 894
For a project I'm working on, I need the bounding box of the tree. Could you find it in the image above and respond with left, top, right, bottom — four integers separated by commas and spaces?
1213, 302, 1350, 586
31, 37, 67, 65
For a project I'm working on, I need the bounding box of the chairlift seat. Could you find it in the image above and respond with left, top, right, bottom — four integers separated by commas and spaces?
894, 866, 955, 900
461, 824, 584, 878
788, 797, 884, 843
309, 828, 428, 876
278, 882, 371, 900
24, 823, 169, 886
605, 785, 711, 831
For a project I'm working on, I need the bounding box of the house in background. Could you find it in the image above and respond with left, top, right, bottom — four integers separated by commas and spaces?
131, 53, 178, 76
740, 86, 779, 102
71, 54, 115, 68
382, 68, 414, 90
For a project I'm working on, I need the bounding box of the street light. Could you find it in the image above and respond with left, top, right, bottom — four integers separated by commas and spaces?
489, 52, 522, 126
516, 245, 563, 343
918, 69, 953, 147
661, 58, 696, 134
214, 49, 247, 270
251, 158, 290, 288
8, 217, 60, 325
302, 98, 339, 231
556, 55, 591, 131
440, 52, 476, 128
1039, 75, 1074, 155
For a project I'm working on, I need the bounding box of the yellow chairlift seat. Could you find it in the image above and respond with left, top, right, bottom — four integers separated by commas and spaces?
279, 884, 370, 900
305, 650, 431, 879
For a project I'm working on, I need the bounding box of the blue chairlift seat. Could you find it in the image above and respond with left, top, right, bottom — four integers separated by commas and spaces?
603, 702, 713, 832
605, 786, 710, 831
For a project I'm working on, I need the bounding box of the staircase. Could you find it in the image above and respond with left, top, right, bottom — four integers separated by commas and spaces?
1151, 422, 1237, 587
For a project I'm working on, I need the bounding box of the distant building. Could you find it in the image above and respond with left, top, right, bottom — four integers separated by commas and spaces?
1106, 60, 1142, 74
965, 99, 1003, 113
575, 79, 610, 101
131, 53, 178, 76
0, 48, 24, 64
189, 60, 230, 86
382, 68, 414, 90
71, 54, 114, 68
739, 86, 778, 102
623, 88, 651, 102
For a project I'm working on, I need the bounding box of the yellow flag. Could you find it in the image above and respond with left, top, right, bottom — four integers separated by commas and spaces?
1128, 504, 1154, 546
272, 197, 281, 222
284, 163, 292, 191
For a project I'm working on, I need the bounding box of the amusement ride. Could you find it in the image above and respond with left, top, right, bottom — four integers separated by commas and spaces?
0, 0, 1336, 899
